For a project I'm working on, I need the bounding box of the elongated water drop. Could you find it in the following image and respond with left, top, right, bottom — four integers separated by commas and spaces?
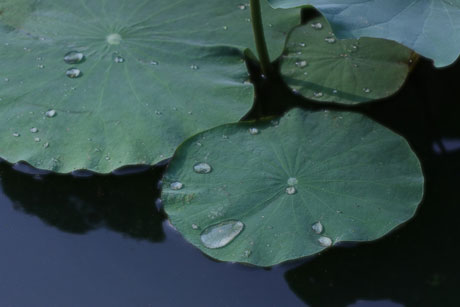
363, 88, 371, 93
45, 109, 56, 118
64, 51, 84, 64
170, 181, 183, 190
312, 221, 323, 234
200, 220, 244, 249
12, 132, 20, 137
193, 162, 212, 174
66, 68, 81, 79
311, 22, 323, 29
318, 236, 332, 247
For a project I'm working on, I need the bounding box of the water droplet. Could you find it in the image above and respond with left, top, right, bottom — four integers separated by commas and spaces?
286, 186, 296, 195
295, 60, 307, 68
223, 26, 228, 30
30, 127, 38, 133
324, 37, 336, 44
238, 4, 246, 10
34, 137, 41, 142
332, 89, 338, 94
193, 162, 212, 174
318, 236, 332, 247
45, 109, 56, 118
4, 78, 9, 82
311, 22, 323, 29
37, 64, 45, 69
312, 221, 323, 234
190, 64, 199, 70
313, 92, 323, 98
114, 56, 125, 63
248, 127, 259, 135
106, 33, 122, 45
287, 177, 298, 186
64, 51, 84, 64
170, 181, 183, 190
43, 142, 49, 148
66, 68, 81, 79
245, 18, 251, 22
200, 220, 244, 249
12, 132, 20, 137
298, 42, 306, 47
244, 250, 252, 257
192, 224, 199, 230
363, 88, 371, 93
150, 60, 159, 65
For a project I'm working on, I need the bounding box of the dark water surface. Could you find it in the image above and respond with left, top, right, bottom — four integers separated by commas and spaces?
2, 26, 460, 307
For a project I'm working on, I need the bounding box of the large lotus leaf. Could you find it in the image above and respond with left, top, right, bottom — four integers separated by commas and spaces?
269, 0, 460, 67
162, 108, 424, 266
281, 15, 415, 104
0, 0, 300, 173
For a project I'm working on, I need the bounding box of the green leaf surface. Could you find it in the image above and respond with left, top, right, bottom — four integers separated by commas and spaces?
163, 108, 424, 266
0, 0, 299, 173
269, 0, 460, 67
281, 15, 415, 104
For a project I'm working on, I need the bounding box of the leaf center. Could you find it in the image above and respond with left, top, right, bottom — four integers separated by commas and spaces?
106, 33, 122, 45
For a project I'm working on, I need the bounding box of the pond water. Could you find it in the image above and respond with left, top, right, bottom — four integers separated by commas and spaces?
1, 53, 460, 307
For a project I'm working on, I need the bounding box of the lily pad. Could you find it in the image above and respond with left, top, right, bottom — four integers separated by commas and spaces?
269, 0, 460, 67
162, 108, 424, 266
0, 0, 300, 173
281, 15, 415, 104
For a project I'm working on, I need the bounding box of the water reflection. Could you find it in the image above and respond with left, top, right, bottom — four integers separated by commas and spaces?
285, 152, 460, 307
0, 162, 166, 242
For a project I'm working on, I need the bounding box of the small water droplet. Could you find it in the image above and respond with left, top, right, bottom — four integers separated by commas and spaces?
30, 127, 38, 133
193, 162, 212, 174
313, 92, 323, 98
4, 78, 9, 82
295, 60, 307, 68
170, 181, 183, 190
114, 56, 125, 63
43, 142, 49, 148
192, 224, 199, 230
238, 4, 247, 10
64, 51, 84, 64
38, 64, 45, 69
34, 137, 41, 142
223, 26, 228, 30
244, 250, 252, 257
298, 42, 306, 47
318, 236, 332, 247
311, 22, 323, 29
312, 221, 323, 234
286, 186, 296, 195
332, 89, 338, 94
363, 88, 371, 93
12, 132, 20, 137
287, 177, 298, 186
245, 18, 251, 22
324, 37, 336, 44
66, 68, 81, 79
200, 220, 244, 249
190, 64, 199, 70
150, 60, 159, 65
45, 109, 56, 118
248, 127, 259, 135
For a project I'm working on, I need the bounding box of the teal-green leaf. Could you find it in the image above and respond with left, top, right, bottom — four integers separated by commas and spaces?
269, 0, 460, 67
281, 15, 415, 104
163, 108, 424, 266
0, 0, 300, 173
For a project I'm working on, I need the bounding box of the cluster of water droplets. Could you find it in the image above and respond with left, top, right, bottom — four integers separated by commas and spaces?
64, 51, 84, 79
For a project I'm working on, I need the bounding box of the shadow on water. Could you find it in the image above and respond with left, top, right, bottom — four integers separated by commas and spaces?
0, 162, 166, 242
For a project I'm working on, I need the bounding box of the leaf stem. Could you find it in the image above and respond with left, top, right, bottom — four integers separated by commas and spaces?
250, 0, 272, 76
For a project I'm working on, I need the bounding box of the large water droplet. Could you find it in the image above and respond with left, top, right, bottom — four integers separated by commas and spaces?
170, 181, 183, 190
64, 51, 84, 64
200, 220, 244, 249
312, 221, 323, 234
193, 162, 212, 174
318, 236, 332, 247
248, 127, 259, 135
286, 186, 296, 195
66, 68, 81, 79
311, 22, 323, 29
106, 33, 122, 45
